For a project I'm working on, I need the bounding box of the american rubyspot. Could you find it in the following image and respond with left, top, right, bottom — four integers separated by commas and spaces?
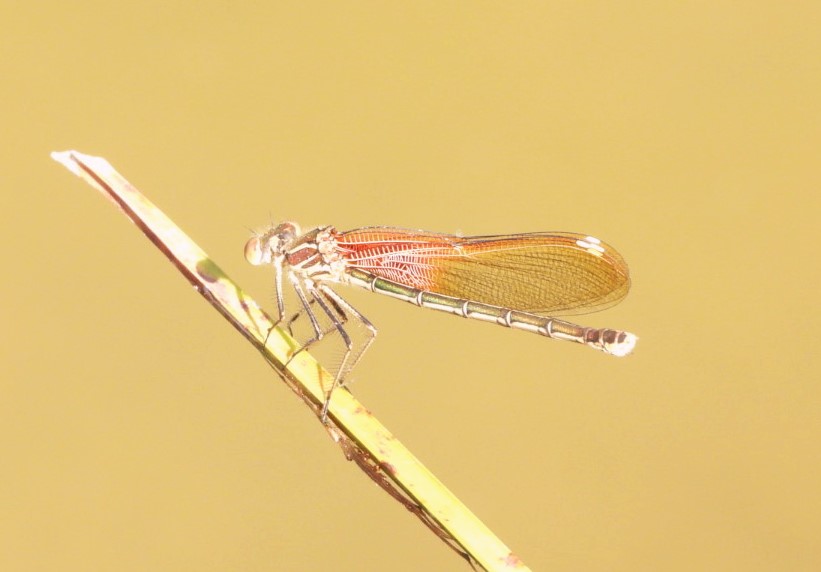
245, 223, 636, 418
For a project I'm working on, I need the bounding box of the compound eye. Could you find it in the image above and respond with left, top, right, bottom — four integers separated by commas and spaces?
244, 236, 266, 265
279, 221, 301, 240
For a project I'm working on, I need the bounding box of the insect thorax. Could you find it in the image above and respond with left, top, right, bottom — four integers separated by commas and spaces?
290, 226, 347, 283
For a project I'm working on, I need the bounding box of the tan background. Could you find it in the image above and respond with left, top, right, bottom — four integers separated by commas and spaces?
2, 2, 819, 571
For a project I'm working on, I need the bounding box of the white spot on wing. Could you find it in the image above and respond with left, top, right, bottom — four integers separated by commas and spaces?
576, 236, 606, 257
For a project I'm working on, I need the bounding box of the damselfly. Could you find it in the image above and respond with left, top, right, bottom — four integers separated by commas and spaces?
245, 223, 636, 418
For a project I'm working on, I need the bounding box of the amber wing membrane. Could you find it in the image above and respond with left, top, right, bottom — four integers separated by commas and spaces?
337, 227, 630, 316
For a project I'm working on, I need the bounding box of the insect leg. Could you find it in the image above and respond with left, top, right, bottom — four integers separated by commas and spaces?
303, 284, 354, 421
318, 284, 377, 386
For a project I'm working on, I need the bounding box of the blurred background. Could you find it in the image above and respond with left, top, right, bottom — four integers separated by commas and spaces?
2, 2, 819, 570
